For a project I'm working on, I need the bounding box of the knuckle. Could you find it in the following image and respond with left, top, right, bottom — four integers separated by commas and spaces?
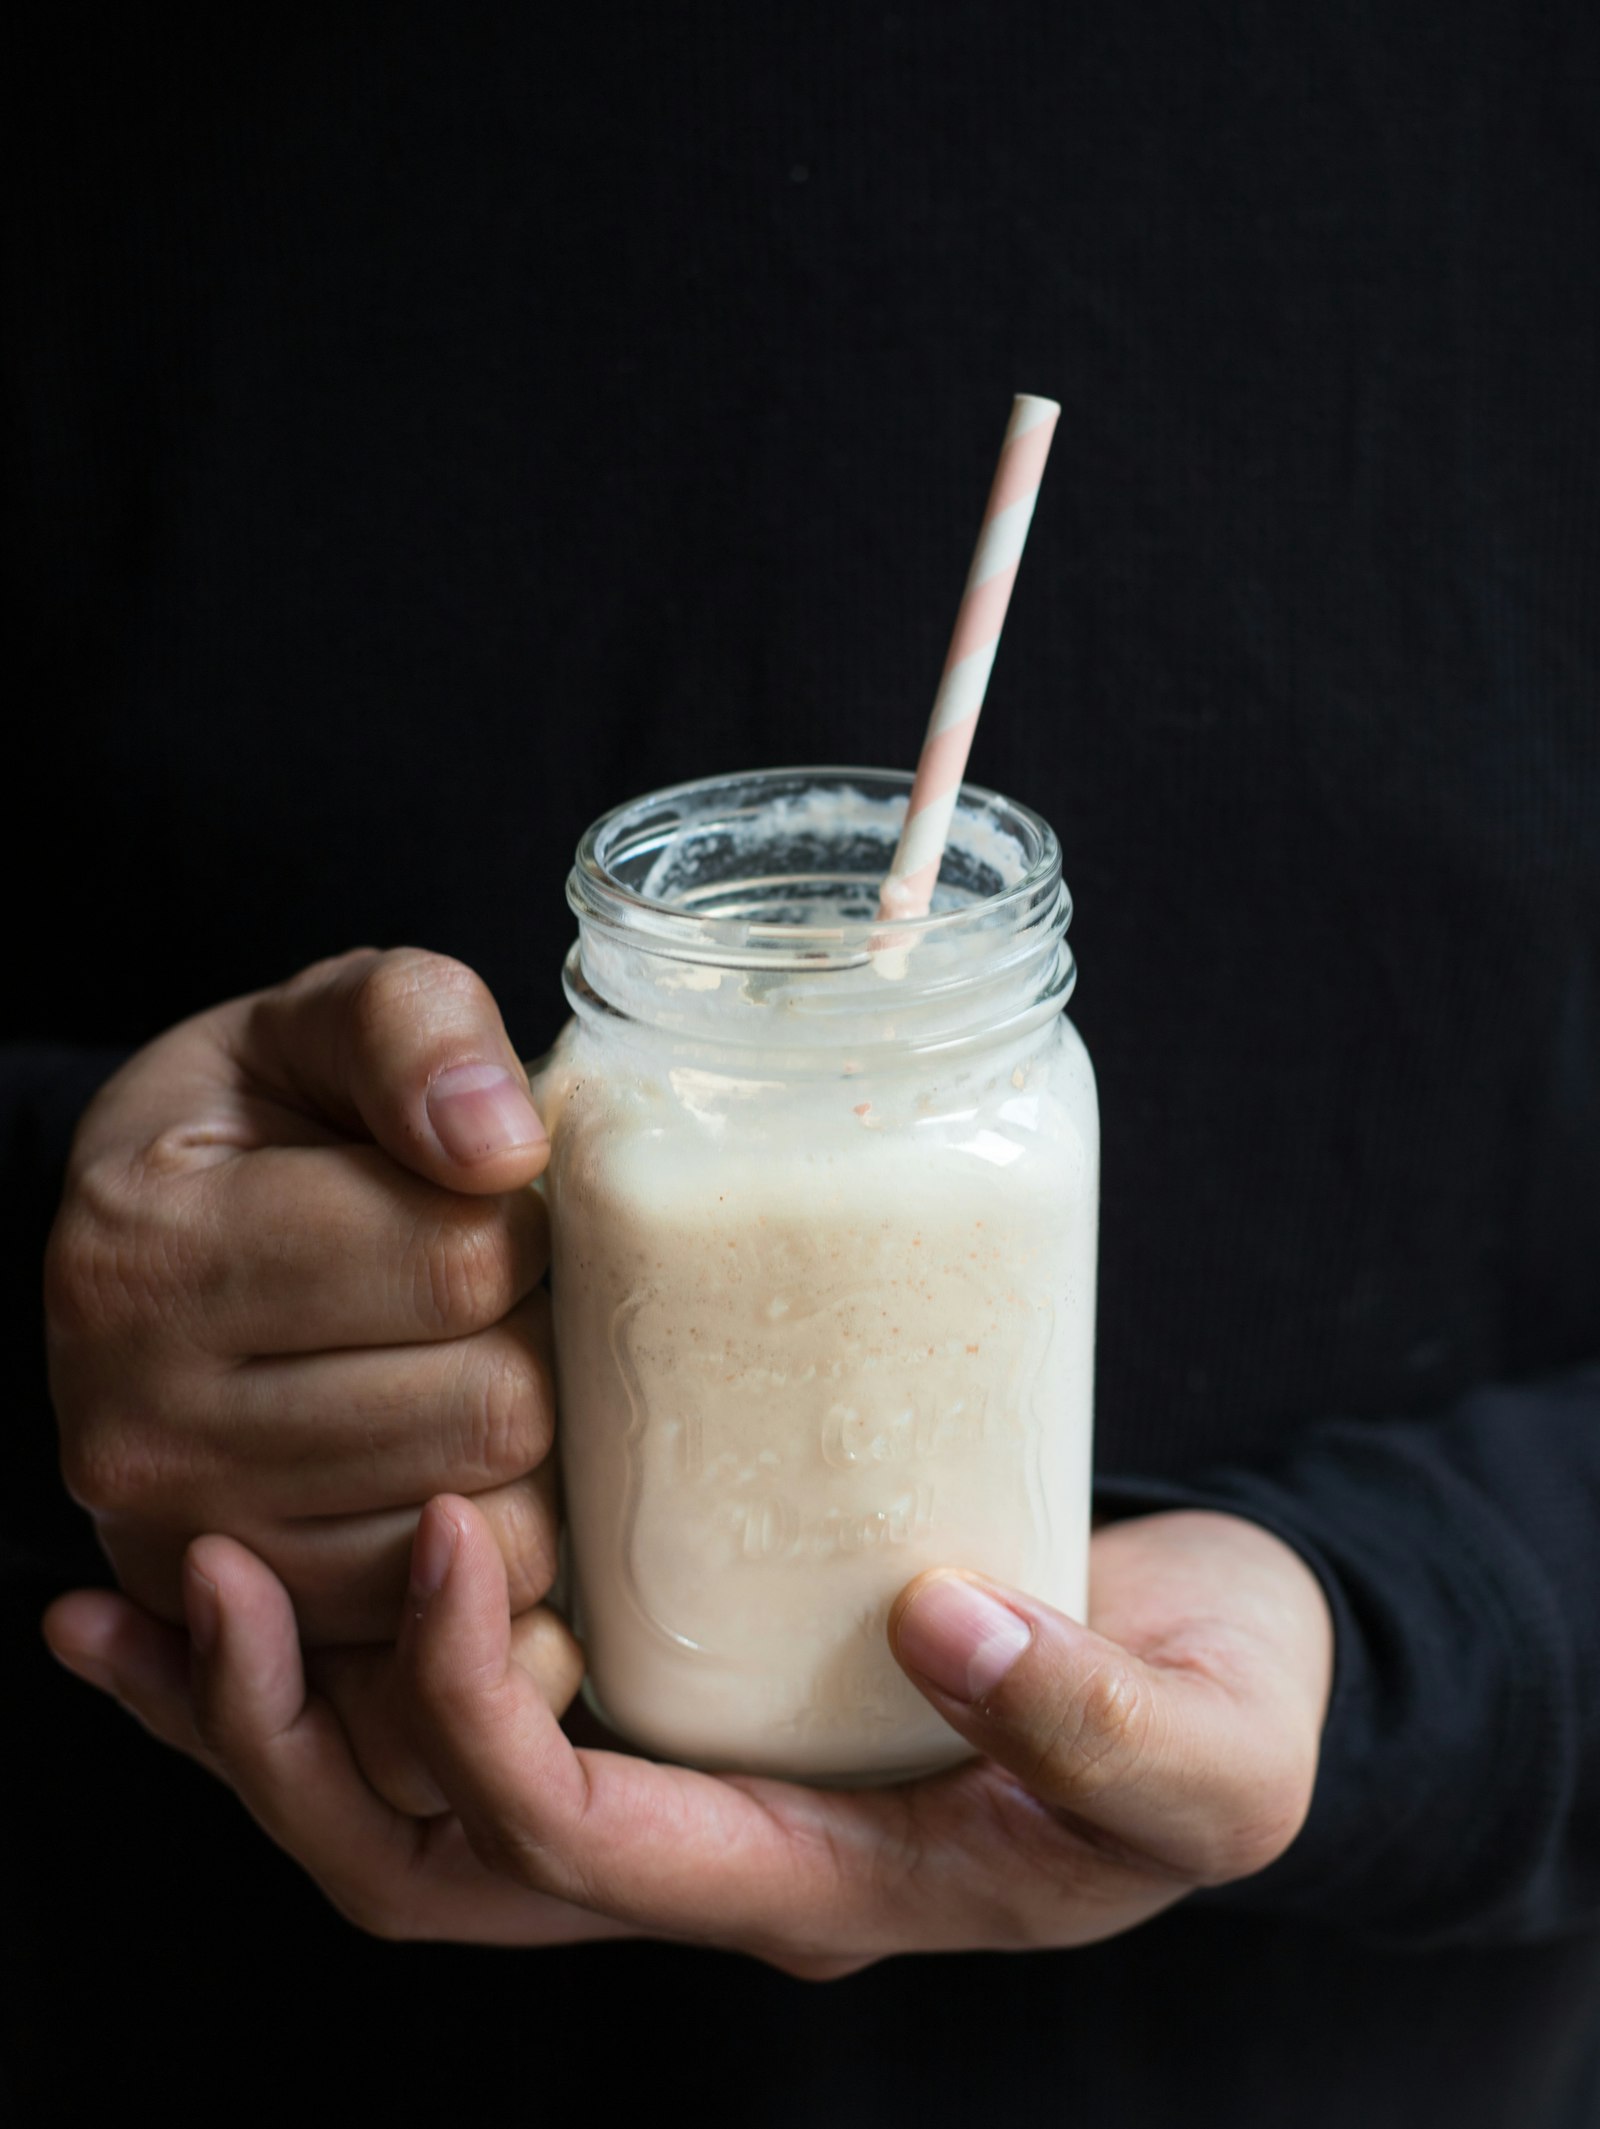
42, 1208, 104, 1340
58, 1418, 173, 1518
44, 1178, 143, 1340
1030, 1659, 1153, 1805
493, 1481, 560, 1609
348, 950, 426, 1041
351, 948, 491, 1056
285, 947, 382, 995
457, 1343, 550, 1485
46, 1161, 217, 1352
413, 1211, 517, 1335
510, 1608, 586, 1714
55, 1425, 105, 1513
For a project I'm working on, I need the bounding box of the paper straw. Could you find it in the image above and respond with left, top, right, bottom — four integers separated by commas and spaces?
877, 393, 1060, 923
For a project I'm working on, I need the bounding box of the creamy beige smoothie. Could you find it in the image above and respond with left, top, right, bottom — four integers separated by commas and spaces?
537, 771, 1098, 1783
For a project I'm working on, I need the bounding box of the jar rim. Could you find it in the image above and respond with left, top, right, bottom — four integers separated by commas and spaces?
568, 764, 1064, 966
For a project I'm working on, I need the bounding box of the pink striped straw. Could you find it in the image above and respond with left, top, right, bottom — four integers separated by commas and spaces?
877, 393, 1060, 923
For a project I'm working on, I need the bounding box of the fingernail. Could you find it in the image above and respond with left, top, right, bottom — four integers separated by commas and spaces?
895, 1575, 1032, 1703
427, 1064, 547, 1166
409, 1503, 458, 1606
184, 1563, 219, 1657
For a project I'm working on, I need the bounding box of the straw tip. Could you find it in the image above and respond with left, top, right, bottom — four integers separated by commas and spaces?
1013, 392, 1062, 420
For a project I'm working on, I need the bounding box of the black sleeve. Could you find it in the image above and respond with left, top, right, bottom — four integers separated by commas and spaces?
1098, 1367, 1600, 1948
1, 1043, 128, 1587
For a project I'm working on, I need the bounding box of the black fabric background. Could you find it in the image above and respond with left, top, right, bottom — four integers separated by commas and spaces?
4, 5, 1599, 2123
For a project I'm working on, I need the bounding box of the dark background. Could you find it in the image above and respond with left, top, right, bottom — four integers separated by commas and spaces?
5, 5, 1599, 2123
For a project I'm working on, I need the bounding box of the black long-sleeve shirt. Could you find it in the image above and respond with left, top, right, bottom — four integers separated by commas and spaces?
5, 5, 1599, 2123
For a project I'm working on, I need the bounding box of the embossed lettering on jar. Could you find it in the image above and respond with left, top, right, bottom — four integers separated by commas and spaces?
534, 769, 1099, 1784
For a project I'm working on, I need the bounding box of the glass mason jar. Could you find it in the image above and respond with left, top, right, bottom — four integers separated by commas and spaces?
533, 768, 1098, 1785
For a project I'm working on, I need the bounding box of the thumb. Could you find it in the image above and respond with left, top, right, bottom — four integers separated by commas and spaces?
889, 1570, 1272, 1881
240, 946, 548, 1193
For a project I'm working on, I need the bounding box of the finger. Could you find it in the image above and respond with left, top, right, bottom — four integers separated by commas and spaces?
47, 1570, 627, 1947
311, 1606, 586, 1817
215, 1291, 554, 1513
181, 1142, 549, 1355
42, 1590, 210, 1767
397, 1498, 890, 1953
268, 1464, 562, 1643
98, 1463, 560, 1645
510, 1604, 587, 1717
888, 1570, 1296, 1882
180, 1538, 633, 1946
240, 948, 548, 1194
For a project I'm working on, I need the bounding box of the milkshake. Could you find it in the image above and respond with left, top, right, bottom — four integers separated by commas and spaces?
537, 768, 1098, 1784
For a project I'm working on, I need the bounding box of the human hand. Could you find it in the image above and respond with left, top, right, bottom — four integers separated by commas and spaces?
44, 1504, 1333, 1966
44, 947, 580, 1805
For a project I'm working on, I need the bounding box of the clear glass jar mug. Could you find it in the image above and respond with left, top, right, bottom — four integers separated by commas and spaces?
532, 768, 1099, 1784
